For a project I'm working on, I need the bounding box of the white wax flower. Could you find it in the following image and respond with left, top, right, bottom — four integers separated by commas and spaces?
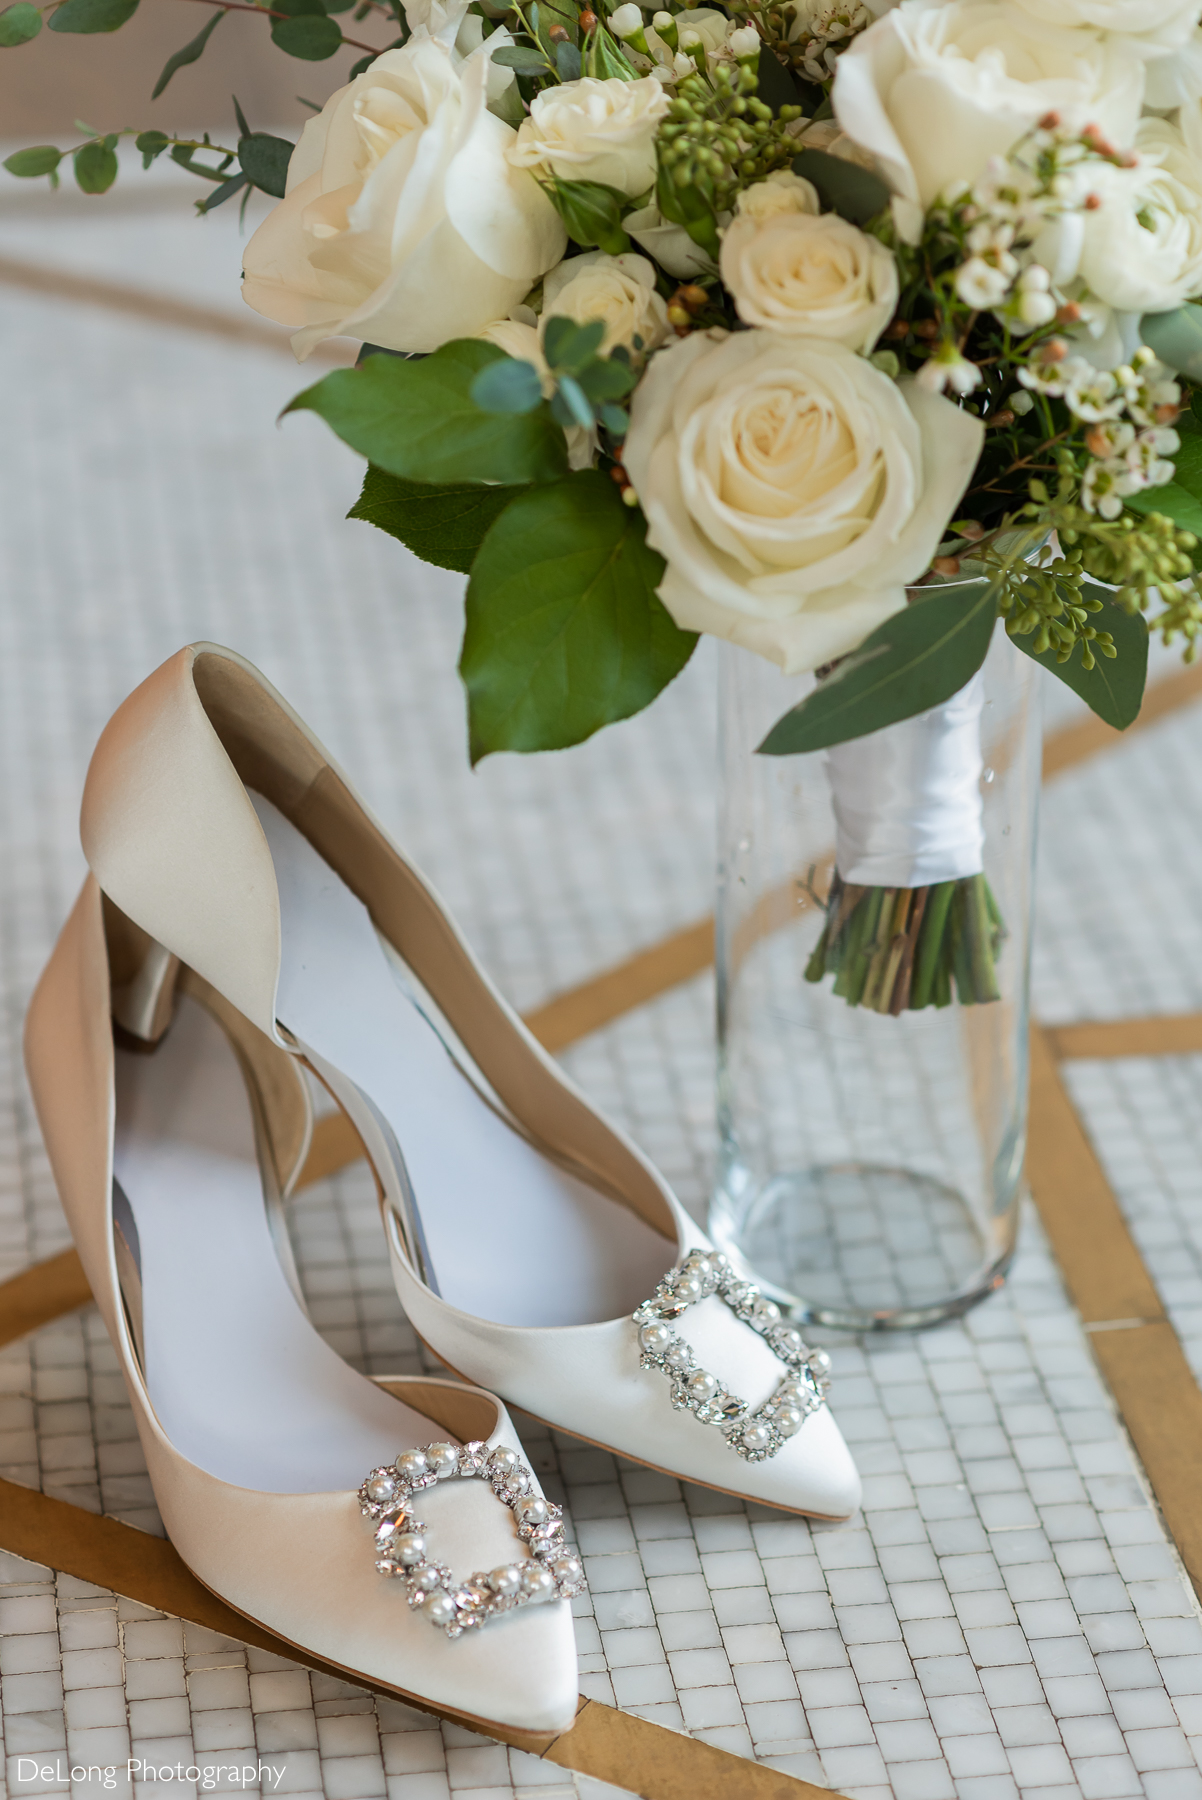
719, 208, 899, 350
832, 0, 1145, 233
241, 37, 565, 359
728, 25, 762, 56
623, 329, 984, 675
541, 251, 670, 356
670, 8, 731, 50
509, 76, 670, 197
1078, 118, 1202, 316
610, 4, 645, 38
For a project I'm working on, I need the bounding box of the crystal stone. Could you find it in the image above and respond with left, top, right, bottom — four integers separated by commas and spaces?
718, 1394, 744, 1419
458, 1441, 487, 1474
774, 1327, 804, 1357
454, 1582, 491, 1613
375, 1557, 401, 1577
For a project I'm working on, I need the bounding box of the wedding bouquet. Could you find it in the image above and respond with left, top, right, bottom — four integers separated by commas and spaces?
11, 0, 1202, 1012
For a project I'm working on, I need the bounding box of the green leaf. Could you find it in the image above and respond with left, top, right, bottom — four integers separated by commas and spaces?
470, 357, 545, 415
136, 128, 169, 167
232, 93, 252, 138
588, 21, 636, 79
270, 0, 341, 59
490, 41, 548, 70
543, 315, 605, 374
4, 144, 62, 177
755, 44, 801, 115
555, 374, 594, 430
238, 131, 292, 197
598, 402, 628, 434
577, 357, 635, 403
286, 339, 569, 486
49, 0, 136, 31
152, 8, 221, 97
196, 170, 248, 213
73, 139, 118, 193
348, 465, 517, 574
758, 579, 1000, 755
0, 4, 42, 46
1125, 477, 1202, 543
1009, 583, 1148, 731
461, 469, 697, 759
555, 38, 580, 79
792, 147, 891, 226
655, 167, 720, 260
545, 176, 632, 255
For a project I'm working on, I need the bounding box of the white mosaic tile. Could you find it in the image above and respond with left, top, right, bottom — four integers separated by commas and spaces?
3, 182, 1202, 1800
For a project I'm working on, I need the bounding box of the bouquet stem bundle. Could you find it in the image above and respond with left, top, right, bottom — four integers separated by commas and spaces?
805, 873, 1006, 1014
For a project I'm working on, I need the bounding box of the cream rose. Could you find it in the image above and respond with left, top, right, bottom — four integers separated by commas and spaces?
833, 0, 1146, 228
720, 206, 898, 349
242, 37, 565, 359
734, 170, 819, 223
542, 251, 670, 355
623, 329, 984, 674
1146, 30, 1202, 107
1078, 118, 1202, 316
509, 76, 670, 198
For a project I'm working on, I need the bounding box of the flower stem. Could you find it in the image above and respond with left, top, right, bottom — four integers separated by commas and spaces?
812, 873, 1004, 1013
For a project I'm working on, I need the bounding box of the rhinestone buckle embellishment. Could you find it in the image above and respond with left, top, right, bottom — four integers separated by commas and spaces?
357, 1442, 586, 1637
633, 1250, 832, 1463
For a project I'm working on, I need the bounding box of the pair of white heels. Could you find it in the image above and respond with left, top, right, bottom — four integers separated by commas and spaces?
25, 643, 861, 1745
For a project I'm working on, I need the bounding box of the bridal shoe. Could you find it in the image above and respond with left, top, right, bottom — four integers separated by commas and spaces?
77, 643, 861, 1519
24, 885, 581, 1742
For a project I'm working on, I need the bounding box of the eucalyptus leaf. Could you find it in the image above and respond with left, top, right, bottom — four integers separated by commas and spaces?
470, 357, 545, 415
196, 171, 248, 213
286, 339, 569, 486
73, 139, 118, 193
270, 0, 341, 59
758, 578, 1000, 755
490, 41, 549, 70
48, 0, 136, 31
349, 465, 517, 574
4, 144, 62, 176
238, 131, 293, 197
1009, 583, 1147, 730
0, 4, 42, 46
136, 129, 169, 167
462, 469, 697, 760
152, 9, 221, 98
556, 38, 581, 78
792, 147, 891, 225
543, 315, 605, 374
577, 357, 635, 403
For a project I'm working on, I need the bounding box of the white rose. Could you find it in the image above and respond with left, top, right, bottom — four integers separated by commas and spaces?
542, 251, 670, 355
1009, 0, 1201, 58
242, 37, 565, 360
833, 0, 1145, 225
623, 329, 984, 674
509, 76, 670, 198
735, 170, 820, 222
625, 202, 722, 275
1078, 118, 1202, 315
720, 209, 899, 349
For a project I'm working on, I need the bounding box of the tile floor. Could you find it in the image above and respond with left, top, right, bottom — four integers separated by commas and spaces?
2, 154, 1202, 1800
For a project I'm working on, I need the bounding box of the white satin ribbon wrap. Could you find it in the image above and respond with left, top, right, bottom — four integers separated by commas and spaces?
826, 672, 986, 888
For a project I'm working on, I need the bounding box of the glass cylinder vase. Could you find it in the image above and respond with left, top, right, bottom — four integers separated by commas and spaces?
708, 620, 1043, 1331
